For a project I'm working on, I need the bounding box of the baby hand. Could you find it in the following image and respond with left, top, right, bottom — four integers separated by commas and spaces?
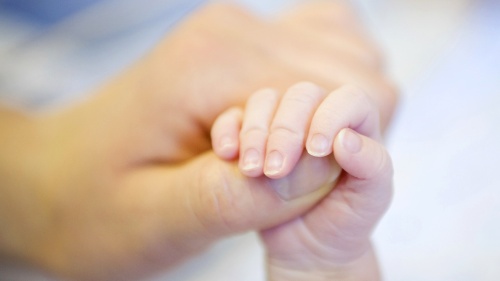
211, 82, 393, 280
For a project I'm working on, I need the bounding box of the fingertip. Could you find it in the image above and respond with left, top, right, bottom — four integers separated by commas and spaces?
211, 107, 243, 160
215, 135, 239, 160
264, 150, 286, 179
306, 133, 331, 157
334, 128, 391, 180
338, 128, 362, 154
240, 148, 264, 177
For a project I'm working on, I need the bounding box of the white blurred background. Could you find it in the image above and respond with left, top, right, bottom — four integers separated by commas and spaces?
1, 0, 499, 280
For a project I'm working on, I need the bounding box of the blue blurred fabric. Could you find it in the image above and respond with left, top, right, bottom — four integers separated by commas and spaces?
0, 0, 205, 108
1, 0, 101, 25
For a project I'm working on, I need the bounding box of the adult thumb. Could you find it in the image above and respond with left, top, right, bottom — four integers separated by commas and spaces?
123, 150, 340, 272
171, 151, 341, 238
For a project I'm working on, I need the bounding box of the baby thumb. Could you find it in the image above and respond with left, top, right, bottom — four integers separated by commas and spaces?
333, 128, 393, 226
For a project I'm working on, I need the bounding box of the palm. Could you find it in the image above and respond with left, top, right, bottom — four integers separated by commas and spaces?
260, 159, 392, 269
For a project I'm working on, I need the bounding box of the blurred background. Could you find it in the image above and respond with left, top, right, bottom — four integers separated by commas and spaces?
1, 0, 499, 280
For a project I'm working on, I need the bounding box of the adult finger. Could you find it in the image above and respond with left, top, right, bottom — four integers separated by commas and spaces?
132, 150, 339, 256
279, 0, 363, 31
278, 1, 383, 69
272, 1, 398, 127
256, 26, 397, 128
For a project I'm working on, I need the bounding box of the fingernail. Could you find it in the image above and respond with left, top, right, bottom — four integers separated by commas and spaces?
242, 149, 260, 171
341, 129, 362, 154
269, 154, 341, 201
308, 134, 329, 156
219, 136, 235, 151
265, 150, 284, 176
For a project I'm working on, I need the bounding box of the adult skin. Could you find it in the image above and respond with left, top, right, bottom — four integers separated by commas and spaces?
0, 1, 397, 280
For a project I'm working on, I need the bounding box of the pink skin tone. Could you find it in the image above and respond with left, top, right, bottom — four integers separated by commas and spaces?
211, 82, 393, 279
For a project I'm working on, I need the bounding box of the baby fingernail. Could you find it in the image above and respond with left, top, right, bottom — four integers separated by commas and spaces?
242, 149, 260, 171
308, 134, 329, 156
341, 129, 362, 154
219, 136, 235, 151
265, 150, 284, 176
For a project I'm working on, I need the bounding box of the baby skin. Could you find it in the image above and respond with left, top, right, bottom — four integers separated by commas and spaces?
211, 82, 393, 280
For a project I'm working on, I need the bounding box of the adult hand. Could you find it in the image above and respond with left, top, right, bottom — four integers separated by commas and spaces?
0, 1, 397, 280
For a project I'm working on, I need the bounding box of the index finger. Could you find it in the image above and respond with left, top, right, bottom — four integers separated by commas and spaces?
306, 85, 381, 157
